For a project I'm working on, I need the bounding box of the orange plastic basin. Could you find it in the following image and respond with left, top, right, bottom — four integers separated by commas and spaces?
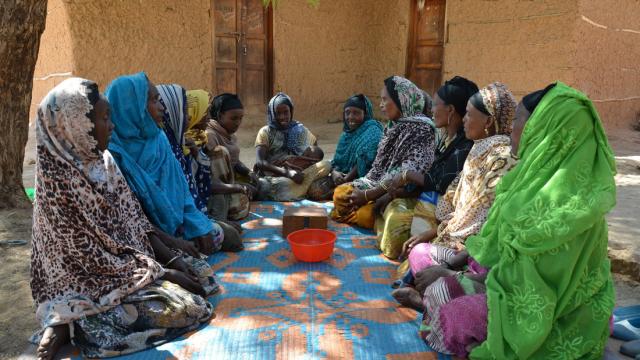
287, 229, 337, 262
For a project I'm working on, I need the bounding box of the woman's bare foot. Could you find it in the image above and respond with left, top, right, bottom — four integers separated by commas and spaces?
37, 325, 69, 360
392, 287, 425, 312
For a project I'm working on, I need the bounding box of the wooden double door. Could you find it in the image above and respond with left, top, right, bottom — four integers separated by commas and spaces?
406, 0, 446, 96
214, 0, 272, 110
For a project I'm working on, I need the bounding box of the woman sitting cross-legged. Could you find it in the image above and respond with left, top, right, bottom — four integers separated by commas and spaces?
31, 78, 216, 360
254, 92, 332, 201
106, 72, 241, 254
307, 94, 383, 201
204, 93, 256, 233
391, 82, 518, 309
331, 76, 436, 231
411, 82, 616, 359
377, 76, 479, 259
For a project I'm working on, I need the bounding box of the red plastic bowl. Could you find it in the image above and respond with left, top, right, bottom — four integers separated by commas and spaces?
287, 229, 337, 262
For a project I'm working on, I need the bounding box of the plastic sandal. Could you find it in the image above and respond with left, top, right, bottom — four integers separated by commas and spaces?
613, 318, 640, 342
614, 305, 640, 322
0, 239, 27, 246
621, 339, 640, 357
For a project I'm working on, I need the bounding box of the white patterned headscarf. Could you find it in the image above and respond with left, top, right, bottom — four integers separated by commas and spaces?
36, 78, 109, 181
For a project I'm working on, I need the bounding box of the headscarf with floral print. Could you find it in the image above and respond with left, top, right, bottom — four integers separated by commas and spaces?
355, 76, 436, 187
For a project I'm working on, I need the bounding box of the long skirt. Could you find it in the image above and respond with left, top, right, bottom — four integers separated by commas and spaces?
72, 281, 214, 358
421, 278, 488, 357
375, 191, 439, 260
374, 198, 418, 259
330, 183, 376, 229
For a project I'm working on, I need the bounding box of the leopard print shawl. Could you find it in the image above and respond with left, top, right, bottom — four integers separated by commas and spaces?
31, 78, 163, 328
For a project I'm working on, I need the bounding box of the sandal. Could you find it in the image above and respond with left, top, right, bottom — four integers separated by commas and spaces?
621, 339, 640, 358
0, 239, 27, 246
613, 318, 640, 342
614, 305, 640, 322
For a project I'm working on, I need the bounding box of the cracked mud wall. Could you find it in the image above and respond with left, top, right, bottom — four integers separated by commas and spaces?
271, 0, 411, 123
574, 0, 640, 130
442, 0, 579, 98
31, 0, 639, 129
442, 0, 639, 130
32, 0, 410, 125
32, 0, 213, 122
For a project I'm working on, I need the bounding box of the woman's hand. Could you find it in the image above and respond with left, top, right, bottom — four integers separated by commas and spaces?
388, 173, 404, 196
184, 138, 199, 158
248, 171, 259, 186
331, 170, 346, 186
172, 238, 200, 258
243, 184, 257, 200
163, 269, 206, 297
151, 229, 200, 258
194, 234, 215, 255
399, 231, 436, 260
167, 257, 197, 278
414, 265, 456, 295
287, 169, 304, 184
374, 193, 392, 215
348, 189, 368, 207
463, 272, 487, 284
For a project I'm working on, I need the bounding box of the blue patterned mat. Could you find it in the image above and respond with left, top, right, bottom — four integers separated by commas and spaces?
69, 201, 451, 359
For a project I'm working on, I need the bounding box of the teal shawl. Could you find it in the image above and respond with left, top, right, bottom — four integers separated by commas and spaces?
331, 95, 383, 177
466, 82, 616, 359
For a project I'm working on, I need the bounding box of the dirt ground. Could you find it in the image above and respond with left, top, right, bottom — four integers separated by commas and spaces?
2, 121, 639, 359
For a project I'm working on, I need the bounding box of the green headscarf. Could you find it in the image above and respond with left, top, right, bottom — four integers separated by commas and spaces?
466, 82, 616, 359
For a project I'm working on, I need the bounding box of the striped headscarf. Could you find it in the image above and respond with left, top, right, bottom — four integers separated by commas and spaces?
157, 84, 187, 146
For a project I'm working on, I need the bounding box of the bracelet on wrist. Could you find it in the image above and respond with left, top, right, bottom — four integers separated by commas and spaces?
165, 255, 181, 267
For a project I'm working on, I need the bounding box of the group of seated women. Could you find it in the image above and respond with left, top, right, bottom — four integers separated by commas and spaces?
31, 71, 616, 359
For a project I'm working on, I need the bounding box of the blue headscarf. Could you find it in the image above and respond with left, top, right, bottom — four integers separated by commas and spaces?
267, 92, 307, 155
106, 72, 213, 239
331, 94, 383, 177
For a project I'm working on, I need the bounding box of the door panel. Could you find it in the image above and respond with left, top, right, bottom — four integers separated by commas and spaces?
241, 0, 270, 108
244, 39, 265, 66
216, 37, 238, 63
214, 0, 272, 111
406, 0, 446, 96
215, 0, 237, 32
245, 0, 265, 34
216, 69, 237, 94
215, 0, 240, 97
244, 69, 265, 106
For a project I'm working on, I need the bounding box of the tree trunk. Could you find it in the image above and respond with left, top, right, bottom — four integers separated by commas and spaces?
0, 0, 47, 209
